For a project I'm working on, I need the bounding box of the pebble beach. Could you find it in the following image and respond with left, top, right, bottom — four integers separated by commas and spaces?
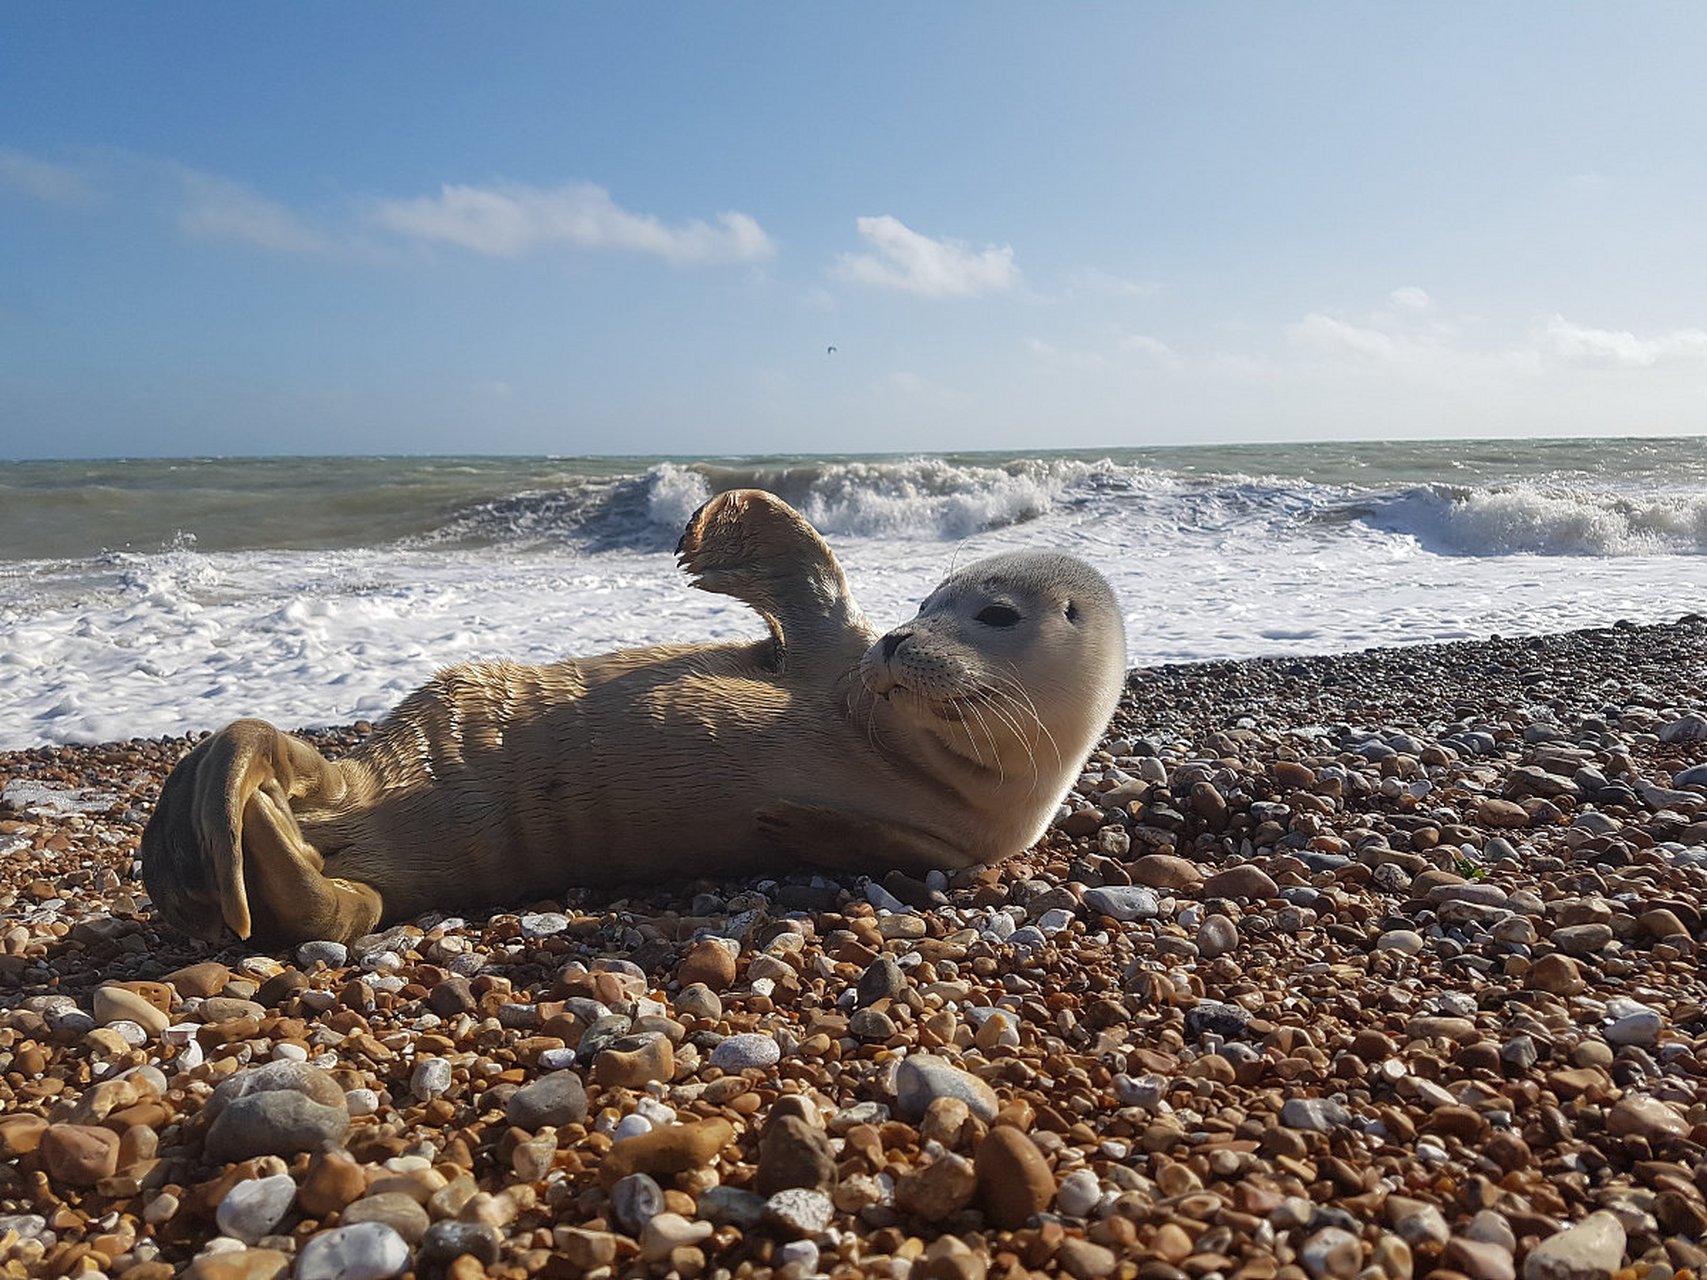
2, 617, 1705, 1280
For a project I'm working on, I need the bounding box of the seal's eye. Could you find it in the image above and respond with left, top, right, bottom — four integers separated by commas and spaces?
1065, 601, 1080, 623
974, 604, 1022, 628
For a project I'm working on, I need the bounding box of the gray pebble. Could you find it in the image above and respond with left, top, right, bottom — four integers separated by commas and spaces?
1081, 885, 1160, 921
505, 1070, 588, 1130
894, 1053, 998, 1122
611, 1172, 665, 1236
709, 1032, 780, 1071
417, 1221, 502, 1269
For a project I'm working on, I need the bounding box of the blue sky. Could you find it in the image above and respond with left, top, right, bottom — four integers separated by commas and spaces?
4, 4, 1706, 458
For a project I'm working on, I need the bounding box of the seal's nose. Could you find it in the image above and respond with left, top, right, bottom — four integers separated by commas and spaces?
881, 631, 908, 661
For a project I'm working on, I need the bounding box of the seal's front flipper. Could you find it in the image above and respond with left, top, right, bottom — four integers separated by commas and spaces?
676, 489, 873, 668
756, 799, 971, 877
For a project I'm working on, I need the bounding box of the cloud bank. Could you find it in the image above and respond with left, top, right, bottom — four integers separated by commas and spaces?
370, 182, 774, 265
835, 215, 1018, 297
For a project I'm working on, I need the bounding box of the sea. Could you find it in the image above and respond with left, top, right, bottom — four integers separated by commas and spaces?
2, 437, 1704, 750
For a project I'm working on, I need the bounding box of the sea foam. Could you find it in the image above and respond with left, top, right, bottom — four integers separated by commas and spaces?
2, 445, 1702, 748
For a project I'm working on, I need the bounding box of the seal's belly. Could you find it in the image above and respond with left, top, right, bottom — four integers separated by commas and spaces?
305, 658, 870, 909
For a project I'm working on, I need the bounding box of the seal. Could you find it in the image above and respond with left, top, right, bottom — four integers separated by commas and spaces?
141, 489, 1126, 946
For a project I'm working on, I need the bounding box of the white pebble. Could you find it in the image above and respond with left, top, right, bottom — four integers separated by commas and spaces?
410, 1057, 453, 1099
295, 1221, 410, 1280
216, 1173, 296, 1244
1056, 1168, 1103, 1217
346, 1088, 381, 1117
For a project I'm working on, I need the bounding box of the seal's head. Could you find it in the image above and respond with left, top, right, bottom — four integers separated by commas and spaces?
861, 550, 1125, 819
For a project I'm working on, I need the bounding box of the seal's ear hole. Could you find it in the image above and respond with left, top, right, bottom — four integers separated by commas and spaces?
975, 604, 1022, 628
1065, 601, 1080, 623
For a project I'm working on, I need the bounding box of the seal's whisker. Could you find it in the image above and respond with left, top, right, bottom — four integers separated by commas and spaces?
978, 686, 1044, 790
991, 665, 1063, 776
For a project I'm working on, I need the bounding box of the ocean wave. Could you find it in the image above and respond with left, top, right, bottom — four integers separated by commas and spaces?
417, 456, 1175, 550
1363, 484, 1707, 556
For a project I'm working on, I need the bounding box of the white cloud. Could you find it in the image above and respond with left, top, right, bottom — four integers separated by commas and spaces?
1025, 337, 1108, 371
1286, 312, 1413, 363
0, 147, 96, 205
1067, 268, 1161, 299
1539, 315, 1707, 368
1119, 332, 1181, 367
835, 215, 1018, 298
1389, 286, 1430, 310
176, 171, 333, 255
370, 182, 773, 265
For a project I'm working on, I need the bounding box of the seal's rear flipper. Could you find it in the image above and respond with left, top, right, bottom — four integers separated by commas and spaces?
142, 719, 381, 946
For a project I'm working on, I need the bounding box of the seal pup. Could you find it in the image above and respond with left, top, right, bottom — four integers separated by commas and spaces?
142, 489, 1126, 946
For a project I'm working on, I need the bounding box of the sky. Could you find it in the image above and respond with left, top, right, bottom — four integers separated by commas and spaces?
3, 4, 1707, 459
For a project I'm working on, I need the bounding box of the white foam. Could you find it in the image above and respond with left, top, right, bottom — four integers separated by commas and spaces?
1369, 484, 1707, 556
2, 462, 1703, 748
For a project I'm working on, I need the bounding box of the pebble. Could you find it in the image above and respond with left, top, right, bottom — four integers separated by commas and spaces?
1055, 1167, 1103, 1218
1080, 884, 1160, 920
763, 1187, 835, 1237
1301, 1226, 1363, 1280
610, 1173, 666, 1236
294, 1222, 411, 1280
1603, 998, 1662, 1046
603, 1118, 735, 1182
673, 982, 722, 1020
409, 1056, 452, 1099
677, 938, 737, 989
340, 1192, 430, 1245
40, 1123, 120, 1187
1201, 864, 1278, 900
1281, 1097, 1353, 1131
416, 1221, 501, 1269
708, 1031, 780, 1070
215, 1174, 297, 1244
973, 1126, 1055, 1228
756, 1112, 837, 1195
1521, 1211, 1626, 1280
1605, 1095, 1687, 1140
895, 1053, 999, 1122
504, 1070, 588, 1130
1195, 913, 1239, 958
896, 1151, 978, 1221
593, 1033, 675, 1087
639, 1212, 713, 1263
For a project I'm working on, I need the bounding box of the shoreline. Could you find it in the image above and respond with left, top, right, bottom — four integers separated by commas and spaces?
1, 616, 1705, 1275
